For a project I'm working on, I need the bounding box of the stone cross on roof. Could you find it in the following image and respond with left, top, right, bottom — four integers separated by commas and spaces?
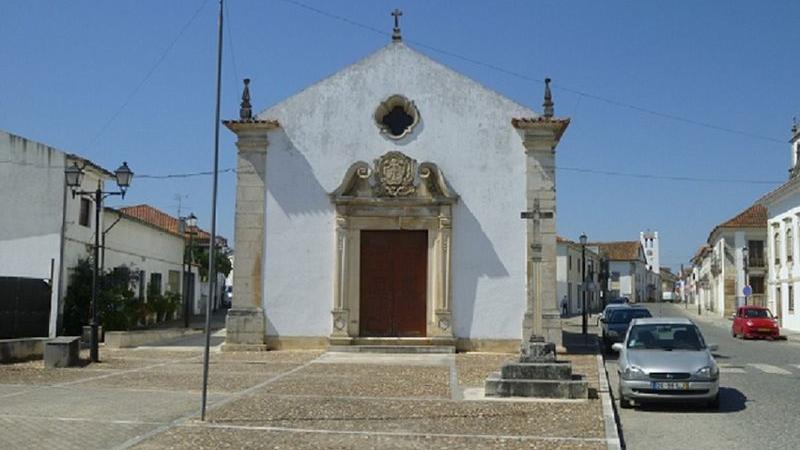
391, 9, 403, 41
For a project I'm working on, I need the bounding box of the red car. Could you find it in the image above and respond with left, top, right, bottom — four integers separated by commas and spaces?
731, 306, 780, 340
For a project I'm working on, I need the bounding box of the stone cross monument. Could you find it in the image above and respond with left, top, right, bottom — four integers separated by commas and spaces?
514, 78, 570, 348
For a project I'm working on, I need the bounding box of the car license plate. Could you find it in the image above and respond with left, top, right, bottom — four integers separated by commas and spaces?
758, 328, 772, 332
651, 382, 688, 390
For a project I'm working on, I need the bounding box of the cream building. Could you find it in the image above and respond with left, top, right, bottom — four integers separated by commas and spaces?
759, 122, 800, 332
223, 35, 570, 352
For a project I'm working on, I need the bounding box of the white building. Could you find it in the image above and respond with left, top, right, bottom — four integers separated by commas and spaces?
759, 122, 800, 331
0, 129, 111, 337
594, 241, 651, 303
223, 37, 571, 351
640, 231, 660, 274
556, 236, 602, 315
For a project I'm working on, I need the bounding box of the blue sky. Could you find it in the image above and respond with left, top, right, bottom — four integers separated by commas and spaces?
2, 0, 798, 270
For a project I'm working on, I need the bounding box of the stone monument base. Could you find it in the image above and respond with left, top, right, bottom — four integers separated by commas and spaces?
484, 335, 588, 399
222, 308, 267, 352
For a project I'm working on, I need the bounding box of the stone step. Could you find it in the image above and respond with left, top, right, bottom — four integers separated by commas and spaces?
500, 361, 573, 380
484, 372, 588, 399
327, 345, 455, 354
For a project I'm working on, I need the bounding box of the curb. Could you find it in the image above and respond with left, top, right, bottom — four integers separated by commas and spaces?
596, 354, 622, 450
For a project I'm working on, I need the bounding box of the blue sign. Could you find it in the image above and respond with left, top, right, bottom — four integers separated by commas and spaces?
743, 285, 752, 297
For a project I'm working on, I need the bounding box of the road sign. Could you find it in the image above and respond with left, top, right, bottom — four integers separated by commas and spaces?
743, 285, 752, 297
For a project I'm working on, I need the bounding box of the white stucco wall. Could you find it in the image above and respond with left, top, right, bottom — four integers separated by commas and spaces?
0, 131, 68, 337
765, 189, 800, 332
257, 43, 535, 339
103, 209, 185, 294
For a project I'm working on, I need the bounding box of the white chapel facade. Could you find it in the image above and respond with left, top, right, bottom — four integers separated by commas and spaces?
223, 33, 569, 351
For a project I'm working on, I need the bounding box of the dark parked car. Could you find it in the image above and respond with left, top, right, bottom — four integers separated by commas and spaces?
601, 306, 652, 352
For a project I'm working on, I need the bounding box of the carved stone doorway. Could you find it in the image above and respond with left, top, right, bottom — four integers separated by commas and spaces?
360, 230, 428, 337
329, 151, 458, 345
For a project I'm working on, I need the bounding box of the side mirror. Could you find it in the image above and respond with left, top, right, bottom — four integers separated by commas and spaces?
708, 344, 719, 352
599, 317, 606, 323
611, 343, 624, 353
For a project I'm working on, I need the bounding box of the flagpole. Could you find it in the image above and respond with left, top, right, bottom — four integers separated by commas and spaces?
201, 0, 224, 422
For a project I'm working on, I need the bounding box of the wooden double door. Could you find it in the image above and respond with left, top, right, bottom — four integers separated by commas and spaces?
359, 230, 428, 337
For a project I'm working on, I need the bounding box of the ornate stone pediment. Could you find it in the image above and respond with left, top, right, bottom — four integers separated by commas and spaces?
330, 151, 458, 205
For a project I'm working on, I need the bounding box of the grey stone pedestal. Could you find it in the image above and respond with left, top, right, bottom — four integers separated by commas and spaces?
222, 308, 267, 351
484, 335, 588, 399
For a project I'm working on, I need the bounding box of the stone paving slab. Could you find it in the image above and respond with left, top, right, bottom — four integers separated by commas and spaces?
93, 366, 281, 393
0, 416, 159, 450
0, 347, 606, 450
135, 424, 607, 450
456, 353, 515, 386
0, 384, 220, 422
207, 395, 605, 439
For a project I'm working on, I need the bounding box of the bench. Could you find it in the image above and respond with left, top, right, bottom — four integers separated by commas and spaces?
44, 336, 80, 368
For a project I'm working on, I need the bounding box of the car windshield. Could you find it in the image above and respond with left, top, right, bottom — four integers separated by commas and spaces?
607, 309, 652, 324
744, 309, 771, 318
626, 324, 705, 351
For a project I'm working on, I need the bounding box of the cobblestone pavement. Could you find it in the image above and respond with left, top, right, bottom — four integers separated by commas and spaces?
1, 339, 608, 449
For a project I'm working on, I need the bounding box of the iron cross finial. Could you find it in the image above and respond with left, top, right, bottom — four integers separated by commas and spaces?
391, 9, 403, 41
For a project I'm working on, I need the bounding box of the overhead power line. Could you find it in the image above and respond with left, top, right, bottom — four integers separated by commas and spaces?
86, 0, 211, 149
277, 0, 785, 145
0, 159, 785, 185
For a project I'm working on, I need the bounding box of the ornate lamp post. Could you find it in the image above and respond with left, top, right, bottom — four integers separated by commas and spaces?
65, 161, 133, 362
178, 213, 198, 328
580, 233, 588, 337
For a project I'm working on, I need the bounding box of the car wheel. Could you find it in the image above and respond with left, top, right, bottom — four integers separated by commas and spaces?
731, 328, 737, 338
707, 393, 720, 410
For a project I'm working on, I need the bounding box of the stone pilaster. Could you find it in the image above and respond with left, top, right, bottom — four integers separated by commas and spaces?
514, 117, 570, 348
222, 120, 280, 351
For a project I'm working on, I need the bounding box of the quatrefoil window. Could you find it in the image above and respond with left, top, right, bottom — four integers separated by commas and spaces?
374, 95, 419, 139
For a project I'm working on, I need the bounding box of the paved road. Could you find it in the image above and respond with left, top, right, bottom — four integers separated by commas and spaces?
605, 303, 800, 450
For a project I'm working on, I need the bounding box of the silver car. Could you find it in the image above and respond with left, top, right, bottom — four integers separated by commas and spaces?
612, 317, 719, 409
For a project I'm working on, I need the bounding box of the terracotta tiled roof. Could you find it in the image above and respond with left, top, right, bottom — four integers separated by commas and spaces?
556, 235, 572, 243
118, 204, 216, 242
592, 241, 642, 261
715, 204, 767, 229
706, 204, 767, 244
691, 244, 711, 263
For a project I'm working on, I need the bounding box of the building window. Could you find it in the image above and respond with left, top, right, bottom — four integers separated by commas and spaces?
611, 272, 620, 281
750, 276, 765, 295
787, 225, 794, 263
168, 270, 180, 294
748, 240, 764, 267
568, 255, 572, 271
774, 231, 781, 265
789, 286, 795, 314
79, 198, 92, 227
149, 272, 162, 296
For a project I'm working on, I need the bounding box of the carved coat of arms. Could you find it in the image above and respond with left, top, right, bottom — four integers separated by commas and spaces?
376, 151, 415, 197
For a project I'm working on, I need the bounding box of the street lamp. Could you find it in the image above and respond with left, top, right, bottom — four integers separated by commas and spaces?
65, 161, 133, 363
742, 246, 750, 306
178, 213, 198, 328
579, 233, 588, 338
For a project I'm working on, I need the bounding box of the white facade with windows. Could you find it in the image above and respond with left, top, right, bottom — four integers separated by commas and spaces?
759, 123, 800, 332
556, 238, 601, 315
